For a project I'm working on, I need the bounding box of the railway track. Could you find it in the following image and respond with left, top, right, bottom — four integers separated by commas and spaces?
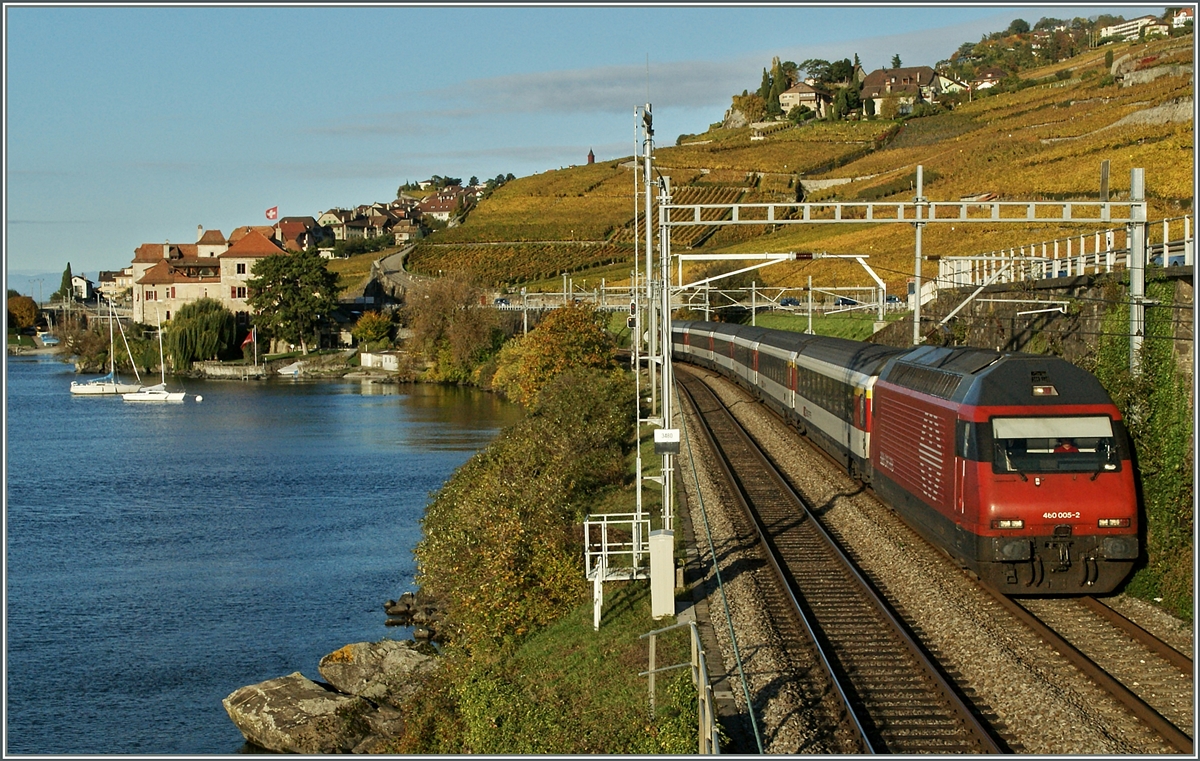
994, 593, 1194, 754
677, 366, 1005, 754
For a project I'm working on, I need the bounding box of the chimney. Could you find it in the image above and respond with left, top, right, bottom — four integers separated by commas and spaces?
197, 224, 203, 242
163, 241, 170, 258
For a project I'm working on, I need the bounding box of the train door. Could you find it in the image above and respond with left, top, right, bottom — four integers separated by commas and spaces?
788, 355, 797, 410
954, 419, 969, 515
751, 342, 759, 386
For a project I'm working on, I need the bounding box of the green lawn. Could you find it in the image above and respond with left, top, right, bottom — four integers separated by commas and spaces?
753, 309, 907, 341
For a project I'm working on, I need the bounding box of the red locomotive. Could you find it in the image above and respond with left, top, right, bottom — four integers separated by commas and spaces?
672, 320, 1139, 594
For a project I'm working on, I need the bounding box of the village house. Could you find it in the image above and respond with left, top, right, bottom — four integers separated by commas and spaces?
861, 65, 942, 115
71, 275, 95, 302
275, 216, 326, 251
130, 227, 285, 326
1173, 7, 1194, 27
778, 81, 831, 118
971, 66, 1008, 91
96, 269, 133, 303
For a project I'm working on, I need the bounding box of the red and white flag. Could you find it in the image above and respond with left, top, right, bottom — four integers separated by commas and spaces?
265, 206, 278, 220
241, 327, 256, 349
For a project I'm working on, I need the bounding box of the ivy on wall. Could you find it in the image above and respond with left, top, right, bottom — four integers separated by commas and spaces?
1083, 278, 1193, 620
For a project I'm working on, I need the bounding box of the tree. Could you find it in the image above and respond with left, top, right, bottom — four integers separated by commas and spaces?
7, 294, 38, 329
469, 176, 479, 186
490, 303, 615, 406
890, 54, 902, 68
863, 96, 876, 118
351, 310, 393, 347
1007, 18, 1031, 35
830, 58, 854, 82
402, 276, 507, 382
786, 104, 812, 124
55, 263, 73, 301
164, 298, 236, 369
757, 67, 771, 100
799, 58, 833, 83
246, 250, 340, 354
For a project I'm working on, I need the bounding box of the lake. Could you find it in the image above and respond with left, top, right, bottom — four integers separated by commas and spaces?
4, 356, 523, 753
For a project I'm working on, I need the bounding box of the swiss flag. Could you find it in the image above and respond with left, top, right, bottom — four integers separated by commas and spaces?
265, 206, 278, 220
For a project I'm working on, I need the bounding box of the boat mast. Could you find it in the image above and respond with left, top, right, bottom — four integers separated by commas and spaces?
107, 298, 116, 379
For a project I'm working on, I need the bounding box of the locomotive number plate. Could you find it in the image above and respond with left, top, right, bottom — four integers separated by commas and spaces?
1042, 511, 1081, 520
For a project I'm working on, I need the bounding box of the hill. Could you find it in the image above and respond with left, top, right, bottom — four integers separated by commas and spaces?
405, 33, 1193, 293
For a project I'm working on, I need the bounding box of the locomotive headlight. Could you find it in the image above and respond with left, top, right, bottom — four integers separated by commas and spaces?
1098, 518, 1131, 528
991, 519, 1025, 529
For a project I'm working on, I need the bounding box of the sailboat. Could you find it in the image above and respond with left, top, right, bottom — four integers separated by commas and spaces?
70, 299, 143, 395
123, 311, 186, 402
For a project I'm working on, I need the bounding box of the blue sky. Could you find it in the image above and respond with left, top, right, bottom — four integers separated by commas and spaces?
4, 4, 1163, 287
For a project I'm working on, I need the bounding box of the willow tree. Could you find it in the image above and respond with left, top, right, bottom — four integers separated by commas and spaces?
164, 298, 236, 369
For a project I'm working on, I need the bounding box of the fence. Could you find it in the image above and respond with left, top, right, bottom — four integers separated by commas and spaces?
640, 620, 721, 754
938, 215, 1192, 289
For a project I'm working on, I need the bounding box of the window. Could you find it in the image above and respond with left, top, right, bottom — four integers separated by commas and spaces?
991, 416, 1120, 474
169, 287, 175, 299
236, 263, 246, 275
237, 287, 246, 299
166, 311, 171, 320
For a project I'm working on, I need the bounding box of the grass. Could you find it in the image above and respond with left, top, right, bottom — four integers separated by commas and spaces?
325, 246, 405, 292
749, 310, 908, 340
8, 332, 36, 348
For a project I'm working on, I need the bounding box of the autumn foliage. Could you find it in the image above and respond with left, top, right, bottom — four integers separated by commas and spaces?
490, 303, 617, 406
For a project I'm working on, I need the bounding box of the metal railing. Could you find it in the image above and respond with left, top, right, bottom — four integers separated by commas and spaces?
640, 620, 721, 754
584, 513, 650, 581
938, 215, 1192, 289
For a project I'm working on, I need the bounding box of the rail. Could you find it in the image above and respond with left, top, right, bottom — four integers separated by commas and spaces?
640, 620, 721, 754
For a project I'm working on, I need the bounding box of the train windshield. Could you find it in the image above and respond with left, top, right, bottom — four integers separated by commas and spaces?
991, 416, 1119, 474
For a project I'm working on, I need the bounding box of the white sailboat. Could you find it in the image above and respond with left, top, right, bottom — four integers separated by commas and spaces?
123, 312, 186, 402
70, 299, 143, 395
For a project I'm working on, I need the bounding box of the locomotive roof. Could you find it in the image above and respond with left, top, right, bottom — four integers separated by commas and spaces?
881, 345, 1114, 406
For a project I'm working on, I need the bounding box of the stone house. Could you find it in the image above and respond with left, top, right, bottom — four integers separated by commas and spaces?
778, 81, 831, 118
130, 228, 285, 326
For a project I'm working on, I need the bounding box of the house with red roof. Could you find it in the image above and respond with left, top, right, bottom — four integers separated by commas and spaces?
131, 228, 285, 325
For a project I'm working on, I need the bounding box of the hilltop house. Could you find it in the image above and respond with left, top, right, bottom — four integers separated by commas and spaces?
1100, 15, 1161, 41
861, 65, 942, 115
778, 81, 831, 118
1173, 7, 1194, 27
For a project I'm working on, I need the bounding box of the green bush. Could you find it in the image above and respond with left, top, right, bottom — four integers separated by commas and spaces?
414, 368, 635, 651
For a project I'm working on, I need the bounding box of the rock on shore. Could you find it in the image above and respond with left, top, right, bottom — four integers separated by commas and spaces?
223, 639, 437, 753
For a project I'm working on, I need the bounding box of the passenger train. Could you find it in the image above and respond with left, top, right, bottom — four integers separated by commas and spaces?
671, 320, 1140, 595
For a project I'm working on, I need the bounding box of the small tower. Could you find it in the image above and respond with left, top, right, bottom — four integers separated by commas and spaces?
587, 148, 595, 165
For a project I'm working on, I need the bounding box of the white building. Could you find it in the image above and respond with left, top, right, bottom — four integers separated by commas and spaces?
1100, 15, 1161, 42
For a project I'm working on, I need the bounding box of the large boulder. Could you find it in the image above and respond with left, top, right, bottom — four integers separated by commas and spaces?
222, 672, 372, 753
318, 640, 438, 705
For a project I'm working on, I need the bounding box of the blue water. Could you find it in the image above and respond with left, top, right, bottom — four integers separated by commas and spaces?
4, 357, 523, 754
